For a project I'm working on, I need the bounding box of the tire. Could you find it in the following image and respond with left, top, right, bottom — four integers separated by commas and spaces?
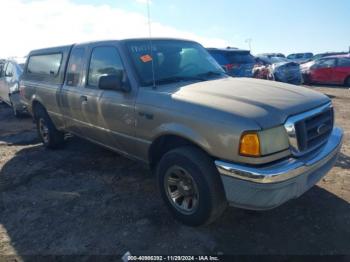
157, 146, 227, 226
345, 77, 350, 87
35, 105, 65, 149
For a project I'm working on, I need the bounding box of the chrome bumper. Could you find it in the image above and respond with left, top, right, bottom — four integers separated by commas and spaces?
215, 127, 343, 184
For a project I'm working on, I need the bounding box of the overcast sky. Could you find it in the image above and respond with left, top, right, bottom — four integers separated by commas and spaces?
0, 0, 349, 58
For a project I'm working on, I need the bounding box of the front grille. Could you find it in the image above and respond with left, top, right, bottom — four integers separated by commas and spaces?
284, 103, 334, 156
295, 107, 334, 152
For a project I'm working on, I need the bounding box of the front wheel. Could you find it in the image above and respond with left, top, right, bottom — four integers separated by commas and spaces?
157, 146, 227, 226
35, 106, 65, 149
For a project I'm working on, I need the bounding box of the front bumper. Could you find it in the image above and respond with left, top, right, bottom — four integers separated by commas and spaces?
215, 127, 343, 210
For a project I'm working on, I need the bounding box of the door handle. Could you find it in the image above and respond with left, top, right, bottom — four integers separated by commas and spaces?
80, 95, 88, 104
138, 111, 154, 120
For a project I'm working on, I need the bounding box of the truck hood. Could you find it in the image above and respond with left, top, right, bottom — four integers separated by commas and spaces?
170, 77, 330, 129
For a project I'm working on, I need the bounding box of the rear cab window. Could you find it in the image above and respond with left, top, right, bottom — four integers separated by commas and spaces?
27, 53, 62, 76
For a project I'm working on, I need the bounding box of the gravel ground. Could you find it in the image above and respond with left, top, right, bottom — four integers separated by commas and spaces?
0, 85, 349, 257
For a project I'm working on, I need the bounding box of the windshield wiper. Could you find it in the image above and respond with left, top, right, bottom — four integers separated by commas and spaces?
143, 76, 205, 86
196, 71, 227, 79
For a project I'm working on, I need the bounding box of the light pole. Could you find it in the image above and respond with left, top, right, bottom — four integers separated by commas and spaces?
245, 38, 252, 51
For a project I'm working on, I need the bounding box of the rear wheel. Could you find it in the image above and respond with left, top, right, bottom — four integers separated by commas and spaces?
35, 105, 65, 149
157, 146, 227, 226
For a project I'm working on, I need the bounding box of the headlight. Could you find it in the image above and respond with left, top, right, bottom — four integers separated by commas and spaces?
239, 126, 289, 157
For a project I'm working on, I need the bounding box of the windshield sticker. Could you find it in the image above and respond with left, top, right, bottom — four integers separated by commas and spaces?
140, 54, 153, 63
131, 45, 157, 53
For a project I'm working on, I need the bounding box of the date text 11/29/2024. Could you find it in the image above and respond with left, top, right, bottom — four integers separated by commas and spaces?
127, 255, 220, 261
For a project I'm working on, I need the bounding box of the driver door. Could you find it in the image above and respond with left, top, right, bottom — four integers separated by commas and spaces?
80, 44, 137, 153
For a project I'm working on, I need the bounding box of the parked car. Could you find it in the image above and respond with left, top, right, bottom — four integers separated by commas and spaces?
287, 53, 314, 64
301, 54, 350, 86
0, 59, 6, 73
253, 56, 303, 85
20, 38, 343, 226
311, 52, 348, 61
257, 53, 285, 58
0, 59, 26, 116
207, 48, 255, 77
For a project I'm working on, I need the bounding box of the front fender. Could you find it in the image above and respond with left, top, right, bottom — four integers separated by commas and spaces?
153, 122, 212, 154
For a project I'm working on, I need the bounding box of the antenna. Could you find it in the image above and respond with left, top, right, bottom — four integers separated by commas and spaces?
147, 0, 156, 89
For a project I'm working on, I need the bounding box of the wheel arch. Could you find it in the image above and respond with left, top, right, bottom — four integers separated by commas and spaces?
344, 75, 350, 86
31, 98, 46, 120
148, 131, 212, 169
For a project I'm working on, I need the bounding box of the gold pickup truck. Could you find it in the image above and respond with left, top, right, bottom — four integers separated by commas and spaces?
20, 38, 343, 226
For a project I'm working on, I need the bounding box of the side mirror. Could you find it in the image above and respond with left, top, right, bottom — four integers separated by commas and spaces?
98, 72, 130, 92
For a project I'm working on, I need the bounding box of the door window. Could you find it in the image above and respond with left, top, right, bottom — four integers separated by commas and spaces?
66, 48, 85, 87
0, 63, 7, 77
87, 46, 124, 88
338, 58, 350, 67
314, 58, 336, 69
5, 63, 13, 77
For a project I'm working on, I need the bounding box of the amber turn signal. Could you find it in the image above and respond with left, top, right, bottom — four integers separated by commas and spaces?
239, 133, 261, 157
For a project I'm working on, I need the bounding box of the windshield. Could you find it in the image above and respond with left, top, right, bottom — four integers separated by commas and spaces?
125, 40, 225, 86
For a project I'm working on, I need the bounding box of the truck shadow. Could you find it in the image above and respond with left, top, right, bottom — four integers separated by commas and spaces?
0, 137, 349, 256
0, 103, 35, 146
335, 152, 350, 169
0, 130, 39, 146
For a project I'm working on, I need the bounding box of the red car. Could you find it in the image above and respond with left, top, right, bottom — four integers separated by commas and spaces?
301, 54, 350, 86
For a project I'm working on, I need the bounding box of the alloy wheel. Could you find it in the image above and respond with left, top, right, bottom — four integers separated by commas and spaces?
164, 165, 199, 215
